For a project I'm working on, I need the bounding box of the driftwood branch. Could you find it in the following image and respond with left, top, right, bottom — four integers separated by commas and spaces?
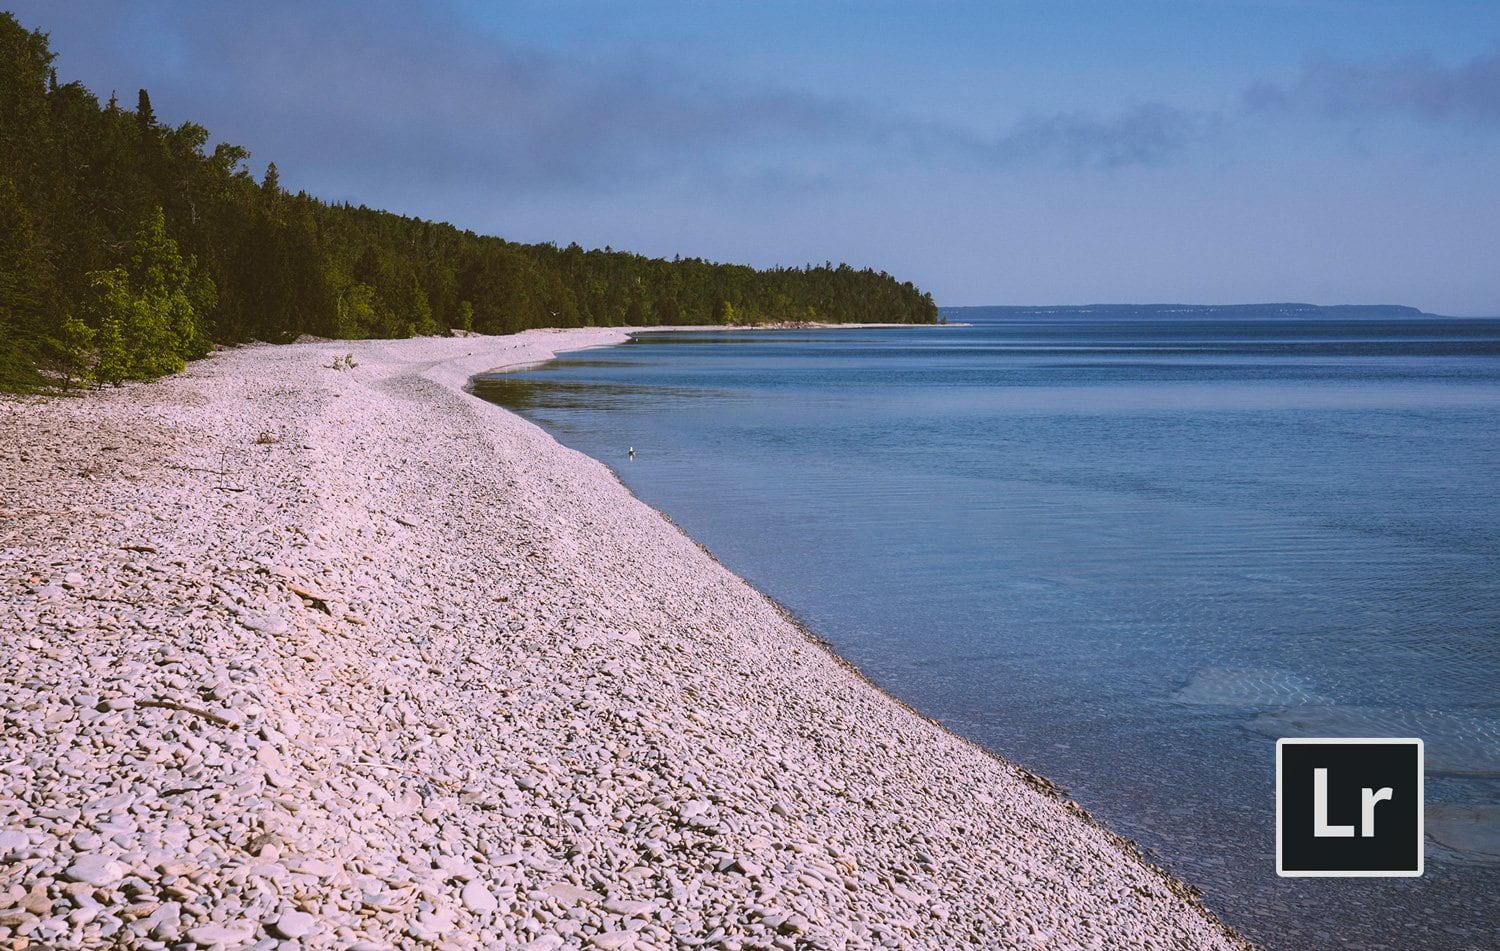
138, 699, 241, 729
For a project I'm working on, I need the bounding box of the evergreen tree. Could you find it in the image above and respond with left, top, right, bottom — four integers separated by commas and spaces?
0, 178, 51, 388
135, 88, 155, 130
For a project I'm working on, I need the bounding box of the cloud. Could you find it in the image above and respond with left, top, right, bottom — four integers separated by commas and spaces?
956, 49, 1500, 172
16, 0, 860, 194
984, 103, 1209, 169
1243, 48, 1500, 124
172, 4, 863, 192
16, 0, 1496, 203
12, 0, 1215, 187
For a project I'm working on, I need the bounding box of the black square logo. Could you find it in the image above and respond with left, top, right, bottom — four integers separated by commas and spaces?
1277, 738, 1423, 877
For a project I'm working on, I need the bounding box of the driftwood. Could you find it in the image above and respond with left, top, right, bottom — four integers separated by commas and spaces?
138, 699, 241, 729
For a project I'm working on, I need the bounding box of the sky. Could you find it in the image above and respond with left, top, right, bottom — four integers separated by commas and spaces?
9, 1, 1500, 314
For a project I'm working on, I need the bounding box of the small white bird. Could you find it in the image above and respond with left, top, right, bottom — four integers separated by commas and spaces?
628, 447, 635, 459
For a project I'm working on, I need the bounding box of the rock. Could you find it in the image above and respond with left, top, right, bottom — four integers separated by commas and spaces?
543, 883, 601, 905
590, 931, 636, 950
269, 909, 316, 939
776, 914, 809, 936
602, 899, 654, 918
255, 744, 294, 787
411, 909, 455, 940
289, 858, 340, 878
87, 791, 137, 814
0, 830, 28, 852
239, 614, 290, 636
146, 901, 183, 941
460, 880, 498, 915
187, 920, 257, 946
63, 854, 130, 887
21, 887, 53, 915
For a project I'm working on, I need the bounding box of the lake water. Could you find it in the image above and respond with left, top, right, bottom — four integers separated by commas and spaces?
474, 310, 1500, 949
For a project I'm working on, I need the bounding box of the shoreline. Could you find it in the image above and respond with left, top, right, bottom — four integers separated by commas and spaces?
1, 329, 1245, 949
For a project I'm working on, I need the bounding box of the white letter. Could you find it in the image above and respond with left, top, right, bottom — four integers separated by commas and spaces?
1362, 786, 1393, 837
1314, 768, 1354, 837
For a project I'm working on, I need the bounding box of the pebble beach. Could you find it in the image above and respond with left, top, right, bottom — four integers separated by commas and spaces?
0, 330, 1247, 949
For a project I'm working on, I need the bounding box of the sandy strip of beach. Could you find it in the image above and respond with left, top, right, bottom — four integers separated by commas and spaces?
0, 329, 1246, 949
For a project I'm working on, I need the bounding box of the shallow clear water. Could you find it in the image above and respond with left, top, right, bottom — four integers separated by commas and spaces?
475, 312, 1500, 949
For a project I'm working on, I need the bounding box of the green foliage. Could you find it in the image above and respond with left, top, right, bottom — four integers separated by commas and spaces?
49, 313, 94, 389
84, 268, 134, 386
80, 207, 214, 384
0, 176, 49, 389
0, 11, 939, 388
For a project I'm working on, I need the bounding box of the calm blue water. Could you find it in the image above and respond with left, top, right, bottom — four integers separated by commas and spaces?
475, 311, 1500, 949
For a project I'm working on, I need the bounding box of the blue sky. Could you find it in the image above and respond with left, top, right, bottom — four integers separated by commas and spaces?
10, 1, 1500, 313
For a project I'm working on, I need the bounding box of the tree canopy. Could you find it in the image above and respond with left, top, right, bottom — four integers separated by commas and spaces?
0, 12, 937, 390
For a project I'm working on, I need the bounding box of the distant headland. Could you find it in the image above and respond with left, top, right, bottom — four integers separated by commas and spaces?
941, 303, 1442, 320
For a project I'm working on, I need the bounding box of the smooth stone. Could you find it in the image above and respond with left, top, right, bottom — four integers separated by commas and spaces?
290, 858, 340, 878
460, 880, 498, 914
240, 614, 290, 636
63, 854, 130, 887
269, 909, 316, 939
544, 883, 601, 905
187, 921, 257, 946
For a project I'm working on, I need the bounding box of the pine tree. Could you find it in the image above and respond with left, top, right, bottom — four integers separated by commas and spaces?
0, 177, 50, 388
135, 88, 156, 131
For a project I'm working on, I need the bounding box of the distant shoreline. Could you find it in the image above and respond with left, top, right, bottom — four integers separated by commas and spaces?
940, 303, 1459, 319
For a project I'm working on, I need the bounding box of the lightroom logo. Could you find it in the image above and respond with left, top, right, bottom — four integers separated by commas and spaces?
1276, 738, 1424, 877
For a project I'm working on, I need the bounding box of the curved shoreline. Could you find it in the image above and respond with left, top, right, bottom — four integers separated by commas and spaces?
471, 328, 1237, 930
1, 329, 1246, 949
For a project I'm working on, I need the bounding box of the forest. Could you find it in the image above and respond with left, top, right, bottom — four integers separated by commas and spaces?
0, 13, 937, 390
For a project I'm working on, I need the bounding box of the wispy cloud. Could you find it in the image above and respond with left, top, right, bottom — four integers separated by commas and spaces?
955, 48, 1500, 171
155, 3, 863, 191
1243, 48, 1500, 124
982, 103, 1210, 169
19, 0, 1497, 196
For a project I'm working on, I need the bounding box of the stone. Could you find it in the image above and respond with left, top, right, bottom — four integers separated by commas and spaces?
602, 899, 654, 918
269, 909, 316, 939
460, 880, 498, 915
63, 855, 130, 887
290, 858, 340, 878
187, 921, 257, 946
239, 614, 290, 636
544, 883, 600, 905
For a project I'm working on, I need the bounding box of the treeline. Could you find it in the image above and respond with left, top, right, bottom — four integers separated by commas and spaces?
0, 12, 936, 389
